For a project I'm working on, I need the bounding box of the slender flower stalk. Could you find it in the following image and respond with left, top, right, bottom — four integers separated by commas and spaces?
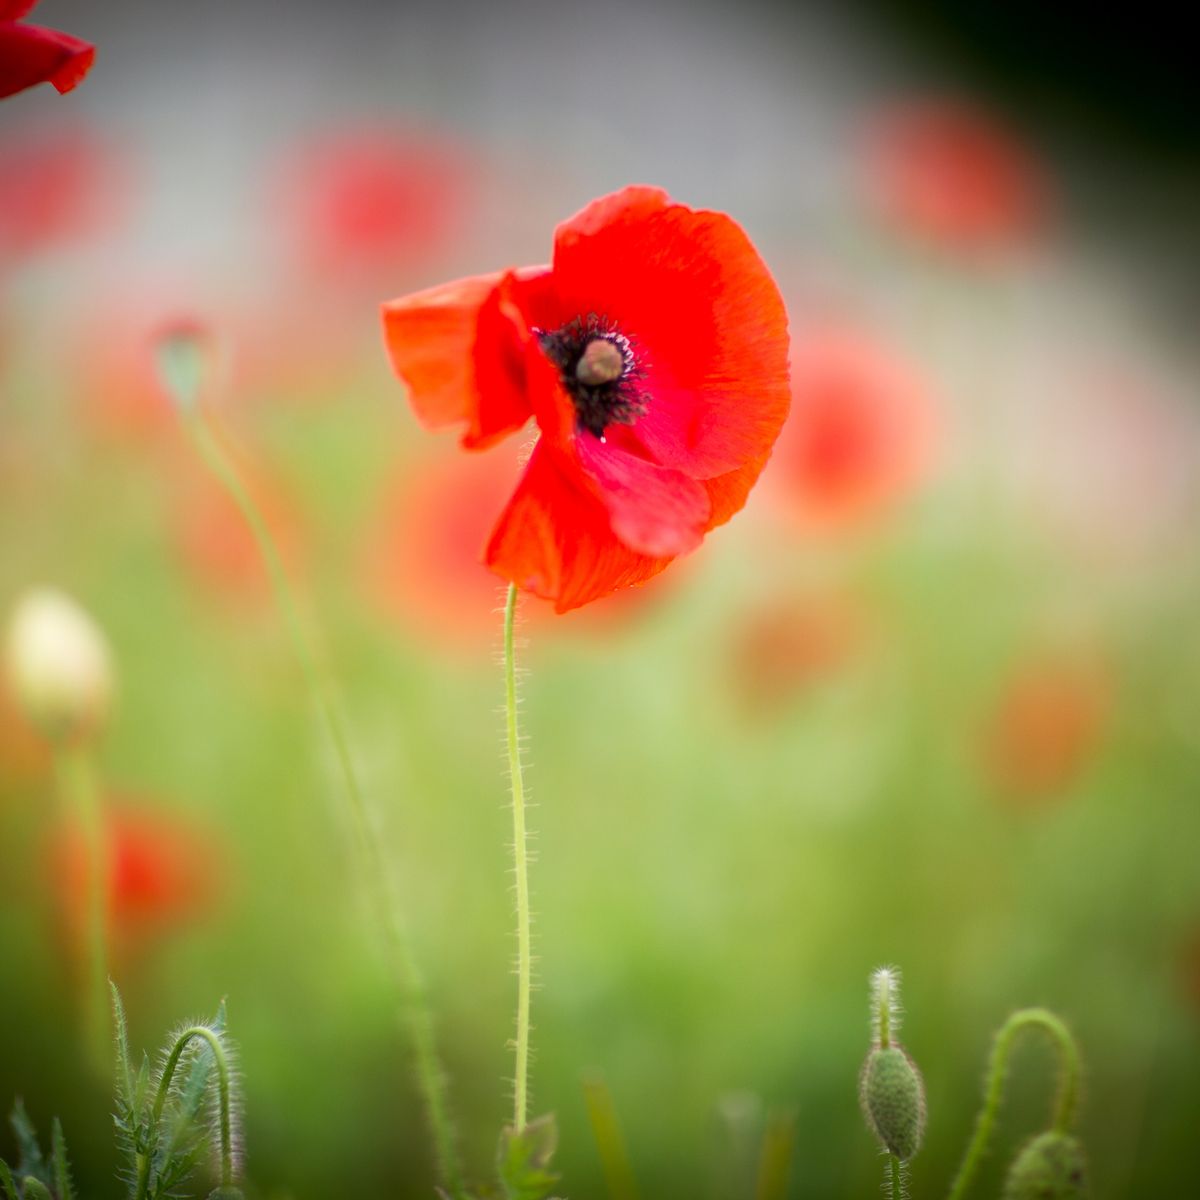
504, 582, 533, 1133
582, 1075, 639, 1200
134, 1024, 237, 1200
157, 331, 461, 1192
54, 740, 109, 1073
946, 1008, 1082, 1200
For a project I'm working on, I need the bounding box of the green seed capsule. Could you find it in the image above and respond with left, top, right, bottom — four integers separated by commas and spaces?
860, 1045, 926, 1161
1003, 1131, 1088, 1200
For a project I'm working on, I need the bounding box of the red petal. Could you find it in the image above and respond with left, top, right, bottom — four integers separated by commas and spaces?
381, 268, 549, 450
0, 24, 94, 99
551, 186, 791, 481
484, 440, 672, 612
0, 3, 39, 21
575, 435, 709, 557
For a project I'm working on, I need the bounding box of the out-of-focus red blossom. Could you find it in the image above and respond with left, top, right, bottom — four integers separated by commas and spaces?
0, 126, 118, 264
50, 802, 224, 949
983, 655, 1112, 803
770, 325, 935, 526
731, 592, 861, 714
0, 1, 93, 100
382, 186, 791, 612
170, 455, 302, 603
863, 99, 1046, 252
279, 128, 468, 285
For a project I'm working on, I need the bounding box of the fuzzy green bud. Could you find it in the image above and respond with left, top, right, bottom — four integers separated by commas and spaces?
5, 587, 113, 744
1003, 1131, 1088, 1200
22, 1179, 52, 1200
860, 1046, 926, 1161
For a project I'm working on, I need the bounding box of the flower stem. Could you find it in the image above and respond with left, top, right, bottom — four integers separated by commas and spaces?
53, 740, 109, 1075
582, 1074, 639, 1200
890, 1154, 904, 1200
134, 1025, 234, 1200
504, 582, 532, 1133
945, 1007, 1082, 1200
179, 408, 461, 1192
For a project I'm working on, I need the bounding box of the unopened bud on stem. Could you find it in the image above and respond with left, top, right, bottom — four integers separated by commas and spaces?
5, 587, 113, 744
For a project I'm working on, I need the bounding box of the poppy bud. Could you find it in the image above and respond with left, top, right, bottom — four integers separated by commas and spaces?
1002, 1131, 1088, 1200
4, 587, 113, 744
21, 1179, 52, 1200
154, 319, 212, 414
860, 1045, 926, 1161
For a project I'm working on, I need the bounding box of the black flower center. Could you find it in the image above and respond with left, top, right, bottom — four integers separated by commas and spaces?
536, 314, 647, 439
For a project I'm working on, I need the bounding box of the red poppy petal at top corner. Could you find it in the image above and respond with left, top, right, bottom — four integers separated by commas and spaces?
382, 268, 551, 450
485, 441, 673, 612
0, 2, 40, 21
0, 22, 95, 100
550, 186, 791, 480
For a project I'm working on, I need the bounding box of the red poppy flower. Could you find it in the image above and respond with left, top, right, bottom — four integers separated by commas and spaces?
771, 324, 935, 525
863, 99, 1045, 252
381, 186, 790, 612
363, 449, 678, 647
0, 1, 94, 100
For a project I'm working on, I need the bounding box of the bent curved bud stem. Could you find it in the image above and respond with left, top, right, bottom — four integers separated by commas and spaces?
946, 1007, 1083, 1200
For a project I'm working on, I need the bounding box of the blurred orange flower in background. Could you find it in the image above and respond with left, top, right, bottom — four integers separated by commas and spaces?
50, 800, 225, 952
769, 324, 935, 526
730, 591, 862, 715
983, 653, 1113, 804
863, 99, 1047, 252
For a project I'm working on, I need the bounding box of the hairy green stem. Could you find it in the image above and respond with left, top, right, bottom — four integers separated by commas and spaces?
877, 972, 894, 1050
134, 1025, 233, 1200
54, 741, 109, 1075
945, 1007, 1082, 1200
180, 409, 461, 1191
890, 1154, 904, 1200
504, 582, 532, 1132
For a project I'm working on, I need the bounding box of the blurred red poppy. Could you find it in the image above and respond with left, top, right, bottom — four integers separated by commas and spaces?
731, 592, 861, 714
0, 1, 94, 100
50, 801, 223, 948
863, 99, 1046, 252
278, 127, 467, 286
983, 655, 1112, 803
770, 325, 934, 525
0, 126, 117, 265
382, 186, 791, 611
